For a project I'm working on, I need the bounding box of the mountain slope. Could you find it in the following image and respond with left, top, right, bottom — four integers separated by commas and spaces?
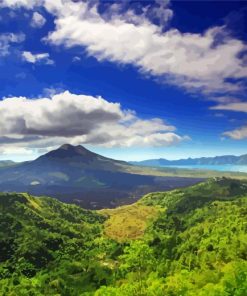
132, 153, 247, 166
0, 144, 203, 208
140, 177, 247, 212
0, 191, 107, 294
0, 160, 16, 168
0, 178, 246, 295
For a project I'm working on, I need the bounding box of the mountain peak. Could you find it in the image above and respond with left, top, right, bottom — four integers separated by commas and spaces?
40, 144, 97, 159
59, 143, 75, 150
59, 143, 89, 152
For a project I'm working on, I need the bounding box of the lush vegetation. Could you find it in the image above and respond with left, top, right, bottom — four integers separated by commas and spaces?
0, 177, 246, 295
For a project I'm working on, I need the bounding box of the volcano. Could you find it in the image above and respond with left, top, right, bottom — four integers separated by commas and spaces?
0, 144, 202, 208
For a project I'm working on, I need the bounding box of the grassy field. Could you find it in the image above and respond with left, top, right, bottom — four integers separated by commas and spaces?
100, 204, 161, 242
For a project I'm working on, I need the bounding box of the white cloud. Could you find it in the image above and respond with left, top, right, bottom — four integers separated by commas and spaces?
0, 0, 41, 9
22, 50, 54, 64
211, 102, 247, 113
209, 96, 242, 104
0, 146, 34, 156
0, 32, 25, 56
72, 56, 81, 62
43, 1, 247, 95
211, 102, 247, 140
79, 117, 188, 148
0, 91, 188, 150
223, 126, 247, 140
31, 11, 46, 28
1, 1, 246, 94
87, 131, 188, 149
0, 91, 128, 137
148, 0, 173, 27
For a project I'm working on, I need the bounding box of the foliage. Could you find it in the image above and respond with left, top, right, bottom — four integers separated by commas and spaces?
0, 177, 247, 295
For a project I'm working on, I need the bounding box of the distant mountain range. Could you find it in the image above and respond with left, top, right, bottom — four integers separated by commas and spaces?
131, 153, 247, 167
0, 144, 202, 208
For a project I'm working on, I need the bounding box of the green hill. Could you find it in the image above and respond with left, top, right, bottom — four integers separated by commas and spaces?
0, 178, 247, 295
140, 177, 247, 212
0, 192, 107, 295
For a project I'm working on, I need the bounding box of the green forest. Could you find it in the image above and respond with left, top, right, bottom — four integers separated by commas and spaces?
0, 177, 246, 295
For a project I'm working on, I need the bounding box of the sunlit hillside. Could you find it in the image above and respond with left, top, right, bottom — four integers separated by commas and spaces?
1, 178, 246, 295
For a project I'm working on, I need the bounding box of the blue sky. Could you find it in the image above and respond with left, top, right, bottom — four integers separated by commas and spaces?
0, 0, 247, 161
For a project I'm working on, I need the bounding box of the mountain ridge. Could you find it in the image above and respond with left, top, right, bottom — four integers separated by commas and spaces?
131, 153, 247, 166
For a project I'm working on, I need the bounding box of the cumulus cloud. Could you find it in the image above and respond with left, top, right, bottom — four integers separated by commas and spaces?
0, 32, 25, 56
80, 117, 188, 148
43, 1, 247, 95
22, 50, 54, 64
0, 91, 188, 151
31, 11, 46, 28
0, 91, 128, 137
223, 126, 247, 140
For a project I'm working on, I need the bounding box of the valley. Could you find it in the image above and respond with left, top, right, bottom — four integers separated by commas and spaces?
0, 177, 246, 295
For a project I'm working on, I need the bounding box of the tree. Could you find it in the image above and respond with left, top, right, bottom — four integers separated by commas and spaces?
119, 241, 156, 296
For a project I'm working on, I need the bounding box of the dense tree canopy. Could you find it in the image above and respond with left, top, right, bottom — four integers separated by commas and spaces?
0, 178, 246, 295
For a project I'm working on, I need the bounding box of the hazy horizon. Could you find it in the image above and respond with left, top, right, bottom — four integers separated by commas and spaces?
1, 143, 247, 163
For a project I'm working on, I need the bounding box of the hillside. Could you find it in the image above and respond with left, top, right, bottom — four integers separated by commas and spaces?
0, 177, 246, 295
0, 144, 204, 208
132, 153, 247, 166
0, 160, 16, 168
0, 192, 107, 295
